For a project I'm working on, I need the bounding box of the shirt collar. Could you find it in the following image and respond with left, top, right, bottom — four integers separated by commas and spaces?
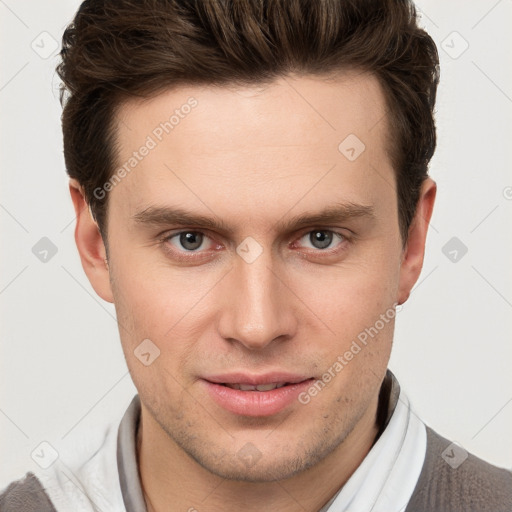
116, 393, 146, 512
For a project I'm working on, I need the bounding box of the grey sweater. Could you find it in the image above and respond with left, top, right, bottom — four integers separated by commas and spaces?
404, 426, 512, 512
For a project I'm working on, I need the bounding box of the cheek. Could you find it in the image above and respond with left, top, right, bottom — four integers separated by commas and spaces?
110, 251, 209, 332
295, 255, 399, 331
109, 255, 218, 381
289, 246, 399, 380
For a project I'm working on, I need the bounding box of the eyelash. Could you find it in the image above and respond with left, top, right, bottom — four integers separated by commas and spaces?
158, 228, 351, 262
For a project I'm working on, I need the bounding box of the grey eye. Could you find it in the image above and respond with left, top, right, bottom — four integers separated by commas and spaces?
177, 231, 204, 251
309, 230, 334, 249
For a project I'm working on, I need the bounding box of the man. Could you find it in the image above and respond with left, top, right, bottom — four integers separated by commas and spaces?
1, 0, 511, 511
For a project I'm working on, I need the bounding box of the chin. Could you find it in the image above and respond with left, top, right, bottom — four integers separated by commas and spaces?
172, 424, 349, 483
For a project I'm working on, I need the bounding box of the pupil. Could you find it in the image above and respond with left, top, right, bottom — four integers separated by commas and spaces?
311, 230, 332, 249
180, 232, 203, 250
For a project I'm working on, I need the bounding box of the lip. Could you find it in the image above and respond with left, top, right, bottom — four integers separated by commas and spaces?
204, 371, 311, 386
201, 372, 314, 417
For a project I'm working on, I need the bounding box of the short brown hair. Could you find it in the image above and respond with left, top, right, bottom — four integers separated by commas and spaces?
57, 0, 439, 245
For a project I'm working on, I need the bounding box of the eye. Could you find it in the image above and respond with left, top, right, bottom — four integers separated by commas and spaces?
159, 230, 223, 263
297, 229, 345, 251
166, 231, 211, 252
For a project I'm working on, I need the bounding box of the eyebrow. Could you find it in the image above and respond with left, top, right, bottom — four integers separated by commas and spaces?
131, 202, 375, 234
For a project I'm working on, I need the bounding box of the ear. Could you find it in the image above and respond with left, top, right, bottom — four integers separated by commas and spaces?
68, 178, 114, 303
397, 178, 437, 305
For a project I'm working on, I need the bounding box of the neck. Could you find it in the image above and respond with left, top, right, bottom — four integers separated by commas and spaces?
137, 395, 380, 512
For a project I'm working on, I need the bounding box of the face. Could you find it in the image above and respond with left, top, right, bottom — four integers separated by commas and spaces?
72, 71, 434, 482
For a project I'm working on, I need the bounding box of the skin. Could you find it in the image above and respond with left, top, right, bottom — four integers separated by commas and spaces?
69, 71, 436, 512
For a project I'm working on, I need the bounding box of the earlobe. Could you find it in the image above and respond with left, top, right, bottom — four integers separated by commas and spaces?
397, 178, 437, 305
68, 179, 114, 303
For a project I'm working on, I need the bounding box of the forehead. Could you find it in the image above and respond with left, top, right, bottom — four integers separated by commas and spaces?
110, 72, 393, 227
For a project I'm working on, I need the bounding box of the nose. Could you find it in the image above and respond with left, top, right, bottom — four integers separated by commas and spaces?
217, 249, 297, 351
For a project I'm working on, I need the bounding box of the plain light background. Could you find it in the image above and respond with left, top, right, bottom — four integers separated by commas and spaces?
1, 0, 511, 488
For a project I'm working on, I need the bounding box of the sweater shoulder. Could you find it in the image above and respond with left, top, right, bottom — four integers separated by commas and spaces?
406, 426, 512, 512
0, 471, 57, 511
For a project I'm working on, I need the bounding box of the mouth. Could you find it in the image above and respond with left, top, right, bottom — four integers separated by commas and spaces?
202, 374, 315, 417
220, 381, 297, 391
